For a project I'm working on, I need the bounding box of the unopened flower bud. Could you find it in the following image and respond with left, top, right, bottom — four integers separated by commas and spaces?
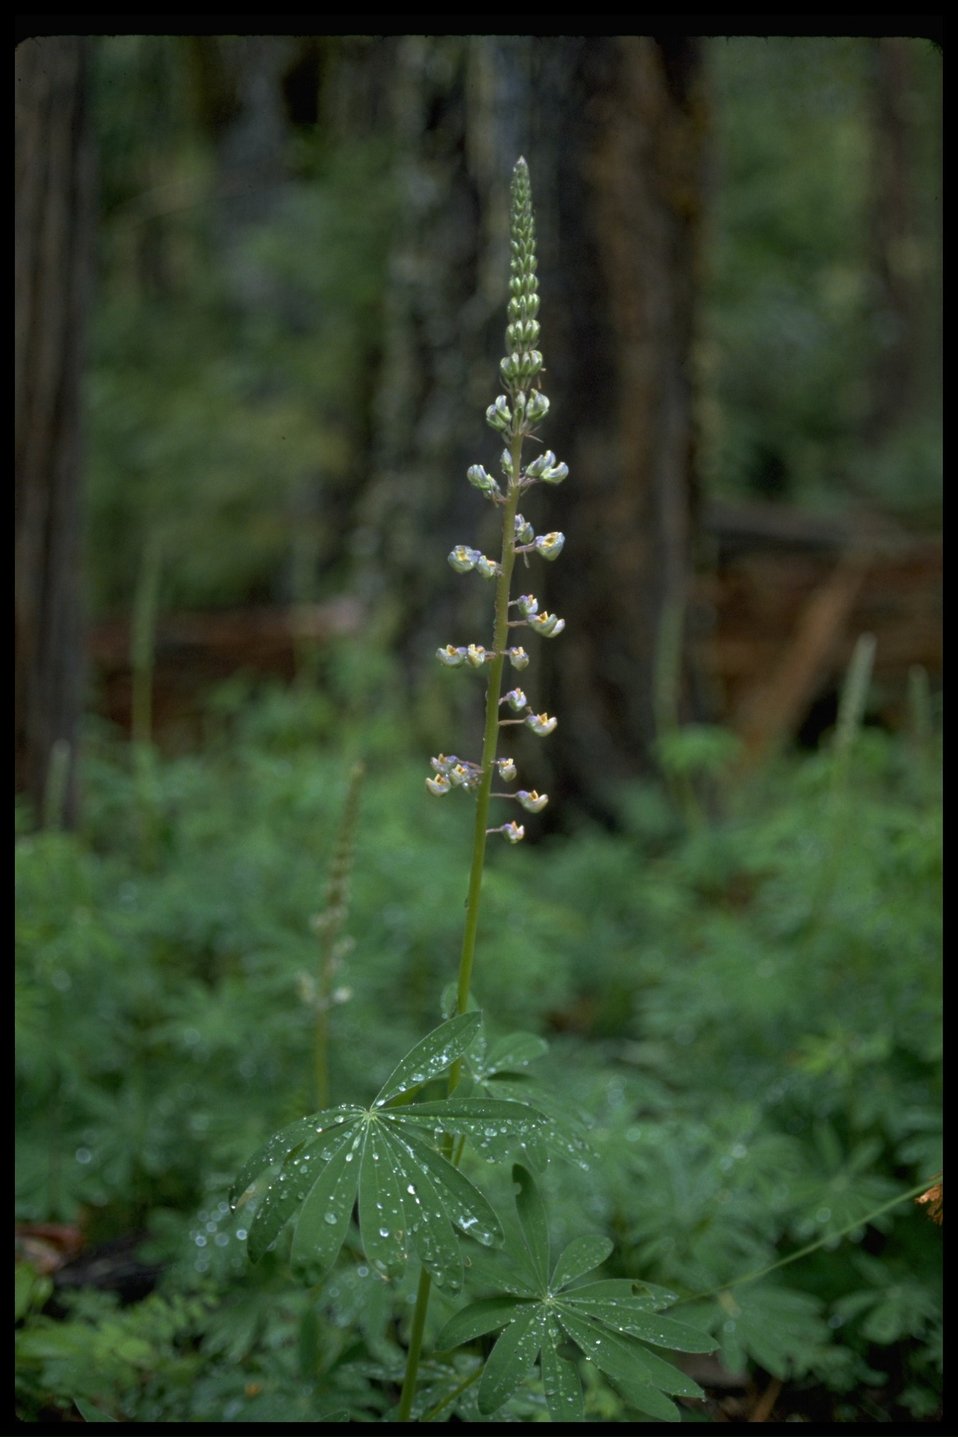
524, 390, 549, 423
475, 555, 499, 579
500, 448, 515, 479
467, 464, 500, 496
486, 396, 513, 433
514, 514, 534, 545
539, 459, 568, 484
518, 349, 544, 382
525, 450, 555, 479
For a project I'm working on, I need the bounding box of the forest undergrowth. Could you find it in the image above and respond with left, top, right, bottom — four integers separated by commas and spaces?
15, 668, 942, 1423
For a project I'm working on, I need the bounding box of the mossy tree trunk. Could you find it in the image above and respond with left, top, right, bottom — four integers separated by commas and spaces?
15, 37, 94, 827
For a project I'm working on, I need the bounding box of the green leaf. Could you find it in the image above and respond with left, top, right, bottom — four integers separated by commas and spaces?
436, 1295, 531, 1351
385, 1123, 502, 1249
74, 1398, 117, 1422
551, 1234, 614, 1290
710, 1284, 830, 1379
358, 1120, 412, 1278
383, 1123, 465, 1292
290, 1128, 363, 1276
232, 1019, 516, 1288
541, 1315, 585, 1422
484, 1032, 550, 1072
477, 1304, 548, 1415
557, 1308, 704, 1400
374, 1012, 482, 1105
391, 1097, 547, 1156
563, 1292, 715, 1352
566, 1277, 680, 1311
246, 1118, 359, 1262
513, 1163, 550, 1288
230, 1107, 353, 1208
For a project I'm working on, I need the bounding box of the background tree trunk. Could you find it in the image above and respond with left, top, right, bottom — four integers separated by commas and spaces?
545, 38, 707, 816
362, 37, 706, 819
16, 38, 94, 827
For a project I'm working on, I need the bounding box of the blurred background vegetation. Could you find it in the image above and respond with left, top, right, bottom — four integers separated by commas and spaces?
16, 31, 941, 1424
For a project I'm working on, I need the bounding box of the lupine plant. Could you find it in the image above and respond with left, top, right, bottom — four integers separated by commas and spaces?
229, 159, 714, 1422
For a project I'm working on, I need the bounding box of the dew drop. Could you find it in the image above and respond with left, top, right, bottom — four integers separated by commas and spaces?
323, 1211, 339, 1226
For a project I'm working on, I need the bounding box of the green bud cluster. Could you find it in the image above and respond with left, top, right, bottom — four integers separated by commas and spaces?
426, 158, 568, 842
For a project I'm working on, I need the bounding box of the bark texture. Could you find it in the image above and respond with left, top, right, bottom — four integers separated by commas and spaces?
16, 38, 93, 826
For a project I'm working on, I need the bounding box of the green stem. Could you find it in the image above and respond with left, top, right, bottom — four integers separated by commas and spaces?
454, 448, 523, 1029
681, 1176, 938, 1306
400, 435, 525, 1419
397, 1265, 434, 1421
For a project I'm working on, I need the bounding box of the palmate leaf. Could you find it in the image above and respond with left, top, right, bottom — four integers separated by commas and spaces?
229, 1014, 547, 1291
703, 1282, 831, 1380
435, 1165, 714, 1422
464, 1026, 595, 1172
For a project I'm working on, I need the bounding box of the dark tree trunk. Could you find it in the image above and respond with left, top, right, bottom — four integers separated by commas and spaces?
363, 37, 706, 819
15, 38, 94, 827
546, 38, 707, 814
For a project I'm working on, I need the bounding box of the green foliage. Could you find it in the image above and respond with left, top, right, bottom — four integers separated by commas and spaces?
87, 36, 396, 616
15, 696, 941, 1421
704, 37, 941, 515
436, 1166, 712, 1421
231, 1015, 546, 1290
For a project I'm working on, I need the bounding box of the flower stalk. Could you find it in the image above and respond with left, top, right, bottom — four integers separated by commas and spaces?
400, 156, 569, 1422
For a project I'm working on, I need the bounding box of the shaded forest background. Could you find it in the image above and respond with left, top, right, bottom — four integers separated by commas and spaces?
15, 33, 943, 1426
16, 33, 942, 826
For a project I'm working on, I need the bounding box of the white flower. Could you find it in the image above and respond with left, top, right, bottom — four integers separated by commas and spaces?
527, 611, 565, 638
526, 712, 557, 737
535, 532, 565, 561
448, 545, 480, 573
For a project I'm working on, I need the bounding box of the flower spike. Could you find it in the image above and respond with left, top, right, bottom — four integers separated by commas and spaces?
429, 159, 564, 866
